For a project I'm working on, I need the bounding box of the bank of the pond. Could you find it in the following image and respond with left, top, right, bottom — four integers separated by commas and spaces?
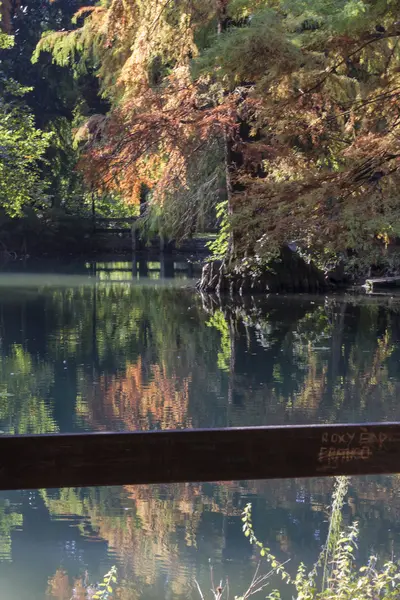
1, 215, 396, 294
198, 247, 344, 295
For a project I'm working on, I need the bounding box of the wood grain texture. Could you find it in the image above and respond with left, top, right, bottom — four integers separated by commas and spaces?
1, 422, 400, 490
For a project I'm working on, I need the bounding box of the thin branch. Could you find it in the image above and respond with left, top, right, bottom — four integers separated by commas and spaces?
244, 561, 261, 598
195, 579, 205, 600
210, 562, 216, 595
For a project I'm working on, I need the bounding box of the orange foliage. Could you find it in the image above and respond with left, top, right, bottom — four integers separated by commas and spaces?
42, 0, 238, 204
79, 358, 192, 431
36, 0, 400, 260
79, 80, 237, 204
46, 570, 93, 599
46, 569, 72, 600
295, 350, 328, 415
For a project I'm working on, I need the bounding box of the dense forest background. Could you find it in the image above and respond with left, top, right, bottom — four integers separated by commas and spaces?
2, 0, 400, 282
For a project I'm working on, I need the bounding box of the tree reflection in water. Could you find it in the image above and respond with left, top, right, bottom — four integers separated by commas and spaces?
0, 282, 399, 598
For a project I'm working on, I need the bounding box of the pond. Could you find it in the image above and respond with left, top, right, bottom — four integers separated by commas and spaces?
0, 257, 400, 599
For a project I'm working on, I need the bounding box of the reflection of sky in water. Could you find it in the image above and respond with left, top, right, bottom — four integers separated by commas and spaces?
0, 261, 398, 598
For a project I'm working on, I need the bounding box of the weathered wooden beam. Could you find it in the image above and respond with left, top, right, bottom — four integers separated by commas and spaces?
1, 423, 400, 491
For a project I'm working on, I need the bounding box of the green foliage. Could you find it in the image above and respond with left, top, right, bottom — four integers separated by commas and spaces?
195, 8, 302, 89
0, 499, 23, 561
206, 308, 231, 372
24, 0, 400, 268
242, 502, 292, 584
0, 34, 14, 51
0, 37, 52, 215
0, 105, 51, 215
92, 566, 118, 599
32, 29, 82, 69
2, 0, 110, 222
207, 201, 230, 261
142, 140, 226, 242
243, 477, 400, 599
0, 344, 57, 435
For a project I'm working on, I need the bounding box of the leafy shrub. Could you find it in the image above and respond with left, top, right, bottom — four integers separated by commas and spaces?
242, 477, 400, 600
92, 566, 117, 600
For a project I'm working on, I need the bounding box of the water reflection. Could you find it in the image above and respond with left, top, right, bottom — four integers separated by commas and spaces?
3, 476, 400, 599
0, 265, 399, 597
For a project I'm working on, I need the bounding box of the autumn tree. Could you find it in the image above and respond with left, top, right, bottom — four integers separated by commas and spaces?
79, 358, 192, 432
35, 0, 400, 276
34, 0, 235, 235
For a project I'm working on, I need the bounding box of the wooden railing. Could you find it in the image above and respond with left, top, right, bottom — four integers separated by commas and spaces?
92, 216, 169, 252
1, 422, 400, 491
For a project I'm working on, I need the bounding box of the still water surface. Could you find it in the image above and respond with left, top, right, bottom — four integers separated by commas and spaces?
0, 258, 400, 599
